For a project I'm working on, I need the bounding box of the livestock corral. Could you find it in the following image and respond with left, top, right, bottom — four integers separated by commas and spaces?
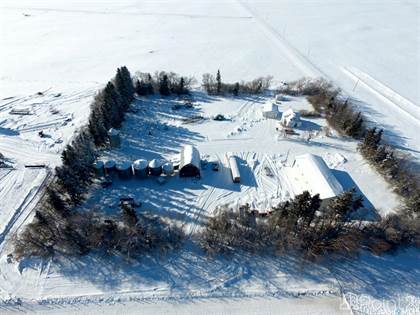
82, 92, 400, 235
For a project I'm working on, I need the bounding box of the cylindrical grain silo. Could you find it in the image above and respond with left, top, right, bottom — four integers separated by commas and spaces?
162, 162, 174, 176
108, 128, 121, 148
116, 161, 132, 179
148, 159, 162, 176
132, 159, 148, 179
104, 160, 116, 176
93, 160, 104, 177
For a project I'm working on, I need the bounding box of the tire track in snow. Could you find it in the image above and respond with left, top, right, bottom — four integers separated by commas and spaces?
236, 0, 326, 79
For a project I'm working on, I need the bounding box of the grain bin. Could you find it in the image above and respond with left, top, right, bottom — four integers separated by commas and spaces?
116, 161, 132, 179
133, 159, 148, 179
162, 162, 174, 176
104, 160, 116, 176
93, 160, 104, 176
148, 159, 162, 176
108, 128, 121, 148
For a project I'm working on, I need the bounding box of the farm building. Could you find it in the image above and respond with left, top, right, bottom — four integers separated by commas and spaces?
262, 102, 279, 119
280, 108, 301, 127
290, 154, 343, 200
227, 153, 240, 183
149, 159, 163, 176
93, 160, 104, 176
116, 161, 132, 179
104, 160, 116, 176
133, 159, 148, 178
179, 145, 201, 178
162, 162, 174, 176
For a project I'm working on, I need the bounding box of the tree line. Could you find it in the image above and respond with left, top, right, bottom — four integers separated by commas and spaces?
202, 70, 273, 96
199, 189, 419, 261
134, 71, 195, 96
14, 66, 184, 260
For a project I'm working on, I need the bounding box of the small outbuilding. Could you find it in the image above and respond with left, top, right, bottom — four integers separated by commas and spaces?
108, 128, 121, 148
116, 161, 132, 179
132, 159, 148, 179
262, 102, 279, 119
179, 145, 201, 178
290, 153, 343, 200
227, 153, 240, 183
148, 159, 163, 176
280, 108, 301, 128
104, 160, 116, 176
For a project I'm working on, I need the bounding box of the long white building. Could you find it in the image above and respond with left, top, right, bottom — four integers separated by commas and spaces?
289, 153, 343, 199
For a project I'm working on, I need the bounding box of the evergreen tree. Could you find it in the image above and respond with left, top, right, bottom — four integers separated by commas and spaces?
216, 70, 222, 94
233, 82, 239, 96
88, 107, 108, 146
159, 74, 170, 96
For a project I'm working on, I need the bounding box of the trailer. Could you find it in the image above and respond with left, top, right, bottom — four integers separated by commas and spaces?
226, 153, 240, 183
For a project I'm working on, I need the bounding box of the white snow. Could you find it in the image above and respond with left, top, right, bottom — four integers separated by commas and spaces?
0, 0, 418, 314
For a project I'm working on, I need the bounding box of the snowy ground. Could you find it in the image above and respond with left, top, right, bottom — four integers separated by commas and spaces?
0, 0, 419, 314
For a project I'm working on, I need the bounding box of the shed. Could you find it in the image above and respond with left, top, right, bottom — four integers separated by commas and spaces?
291, 154, 343, 199
148, 159, 162, 176
108, 128, 121, 148
93, 160, 104, 176
104, 160, 116, 176
281, 108, 301, 127
262, 102, 279, 119
116, 161, 132, 179
133, 159, 148, 178
227, 154, 240, 183
162, 162, 174, 176
179, 145, 201, 178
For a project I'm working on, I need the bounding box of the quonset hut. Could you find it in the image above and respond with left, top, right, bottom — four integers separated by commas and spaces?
179, 145, 201, 178
290, 154, 343, 200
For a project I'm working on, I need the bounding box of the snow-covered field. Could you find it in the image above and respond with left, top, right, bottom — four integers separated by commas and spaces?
0, 0, 419, 314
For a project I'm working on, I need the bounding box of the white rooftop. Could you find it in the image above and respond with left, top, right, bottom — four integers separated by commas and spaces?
290, 153, 343, 199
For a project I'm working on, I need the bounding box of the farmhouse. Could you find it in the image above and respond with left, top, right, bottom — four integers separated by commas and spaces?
262, 102, 279, 119
280, 108, 301, 127
179, 145, 201, 178
290, 153, 343, 200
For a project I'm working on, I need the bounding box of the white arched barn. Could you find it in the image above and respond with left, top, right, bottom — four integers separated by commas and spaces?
179, 145, 201, 178
290, 153, 343, 200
